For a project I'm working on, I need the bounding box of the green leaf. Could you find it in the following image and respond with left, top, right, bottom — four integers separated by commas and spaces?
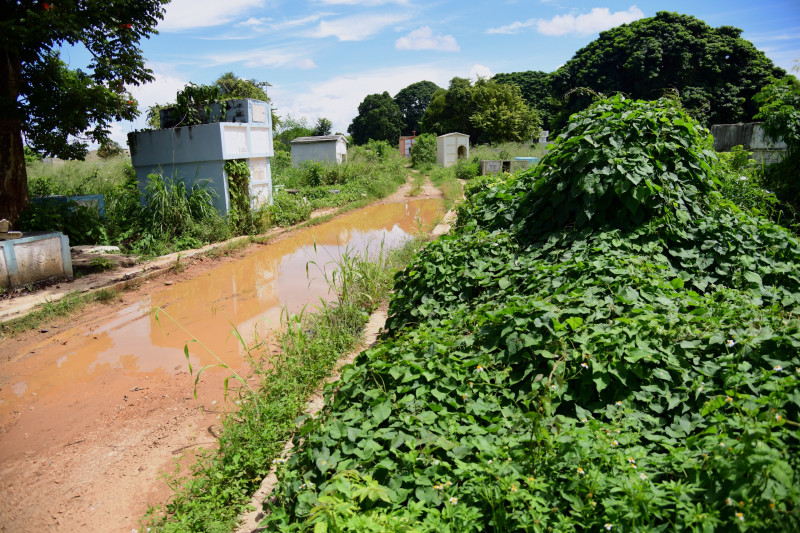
372, 401, 392, 425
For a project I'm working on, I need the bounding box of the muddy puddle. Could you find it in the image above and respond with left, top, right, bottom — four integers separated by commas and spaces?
0, 199, 442, 422
0, 198, 444, 532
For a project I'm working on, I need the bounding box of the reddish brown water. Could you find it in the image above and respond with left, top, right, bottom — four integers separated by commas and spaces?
0, 199, 442, 420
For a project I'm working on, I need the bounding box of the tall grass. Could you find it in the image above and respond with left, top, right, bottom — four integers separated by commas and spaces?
140, 236, 430, 532
26, 155, 131, 197
469, 141, 545, 161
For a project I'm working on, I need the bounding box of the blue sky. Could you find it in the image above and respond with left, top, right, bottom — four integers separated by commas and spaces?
59, 0, 800, 146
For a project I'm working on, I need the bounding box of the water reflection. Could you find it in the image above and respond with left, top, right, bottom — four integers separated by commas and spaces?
1, 199, 443, 411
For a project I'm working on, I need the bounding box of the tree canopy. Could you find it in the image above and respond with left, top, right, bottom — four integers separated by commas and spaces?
1, 0, 168, 224
393, 81, 440, 136
275, 114, 314, 148
347, 92, 404, 145
421, 77, 540, 144
492, 71, 557, 131
550, 11, 784, 131
313, 117, 333, 136
215, 72, 270, 101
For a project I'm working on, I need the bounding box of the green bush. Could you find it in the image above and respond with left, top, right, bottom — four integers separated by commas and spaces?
453, 158, 479, 180
410, 133, 437, 168
716, 146, 779, 219
261, 96, 800, 531
270, 192, 312, 226
17, 198, 104, 245
754, 76, 800, 226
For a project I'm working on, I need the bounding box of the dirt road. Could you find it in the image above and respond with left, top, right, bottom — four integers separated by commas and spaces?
0, 182, 443, 532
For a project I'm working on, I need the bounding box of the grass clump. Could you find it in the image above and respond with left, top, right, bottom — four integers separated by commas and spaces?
0, 287, 121, 339
141, 236, 430, 532
259, 96, 800, 531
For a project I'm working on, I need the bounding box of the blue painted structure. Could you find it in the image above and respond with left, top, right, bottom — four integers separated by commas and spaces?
1, 232, 73, 288
31, 194, 105, 215
128, 99, 274, 214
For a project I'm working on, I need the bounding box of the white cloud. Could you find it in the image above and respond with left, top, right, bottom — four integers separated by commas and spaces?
269, 14, 330, 31
130, 65, 189, 111
537, 6, 644, 36
486, 20, 535, 35
106, 65, 190, 147
469, 64, 493, 80
307, 12, 411, 41
487, 5, 644, 37
395, 27, 460, 52
206, 47, 318, 69
238, 17, 267, 28
159, 0, 266, 31
315, 0, 409, 5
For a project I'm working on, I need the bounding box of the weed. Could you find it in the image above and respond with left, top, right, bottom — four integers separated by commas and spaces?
249, 234, 273, 246
170, 254, 185, 274
89, 256, 116, 272
1, 291, 98, 338
409, 171, 425, 196
428, 166, 463, 210
95, 288, 120, 302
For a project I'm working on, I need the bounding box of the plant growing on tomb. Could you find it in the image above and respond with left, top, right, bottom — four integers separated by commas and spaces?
224, 159, 253, 234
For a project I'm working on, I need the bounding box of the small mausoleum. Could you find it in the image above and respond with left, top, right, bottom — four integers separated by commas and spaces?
437, 133, 469, 168
290, 135, 348, 165
711, 122, 787, 165
127, 98, 274, 214
399, 135, 418, 159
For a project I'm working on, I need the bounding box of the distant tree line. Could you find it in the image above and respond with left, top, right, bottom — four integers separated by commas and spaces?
347, 11, 786, 145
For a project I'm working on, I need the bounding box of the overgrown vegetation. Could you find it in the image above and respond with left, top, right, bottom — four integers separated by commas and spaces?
19, 136, 410, 257
755, 75, 800, 225
410, 134, 437, 168
142, 237, 430, 532
269, 140, 407, 219
259, 96, 800, 531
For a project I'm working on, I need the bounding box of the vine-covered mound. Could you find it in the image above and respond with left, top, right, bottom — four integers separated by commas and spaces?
260, 97, 800, 532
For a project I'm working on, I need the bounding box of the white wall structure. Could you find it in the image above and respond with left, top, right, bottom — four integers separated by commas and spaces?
128, 99, 274, 214
290, 135, 348, 165
437, 133, 470, 168
1, 232, 73, 288
711, 122, 787, 165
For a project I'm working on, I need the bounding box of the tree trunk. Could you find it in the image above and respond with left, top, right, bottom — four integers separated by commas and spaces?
0, 45, 27, 227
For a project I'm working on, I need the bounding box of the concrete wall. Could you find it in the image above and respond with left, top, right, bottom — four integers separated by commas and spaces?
399, 136, 417, 158
134, 161, 229, 213
129, 117, 274, 213
248, 157, 273, 207
1, 232, 73, 289
291, 140, 347, 165
711, 122, 787, 165
480, 160, 531, 175
437, 134, 469, 167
